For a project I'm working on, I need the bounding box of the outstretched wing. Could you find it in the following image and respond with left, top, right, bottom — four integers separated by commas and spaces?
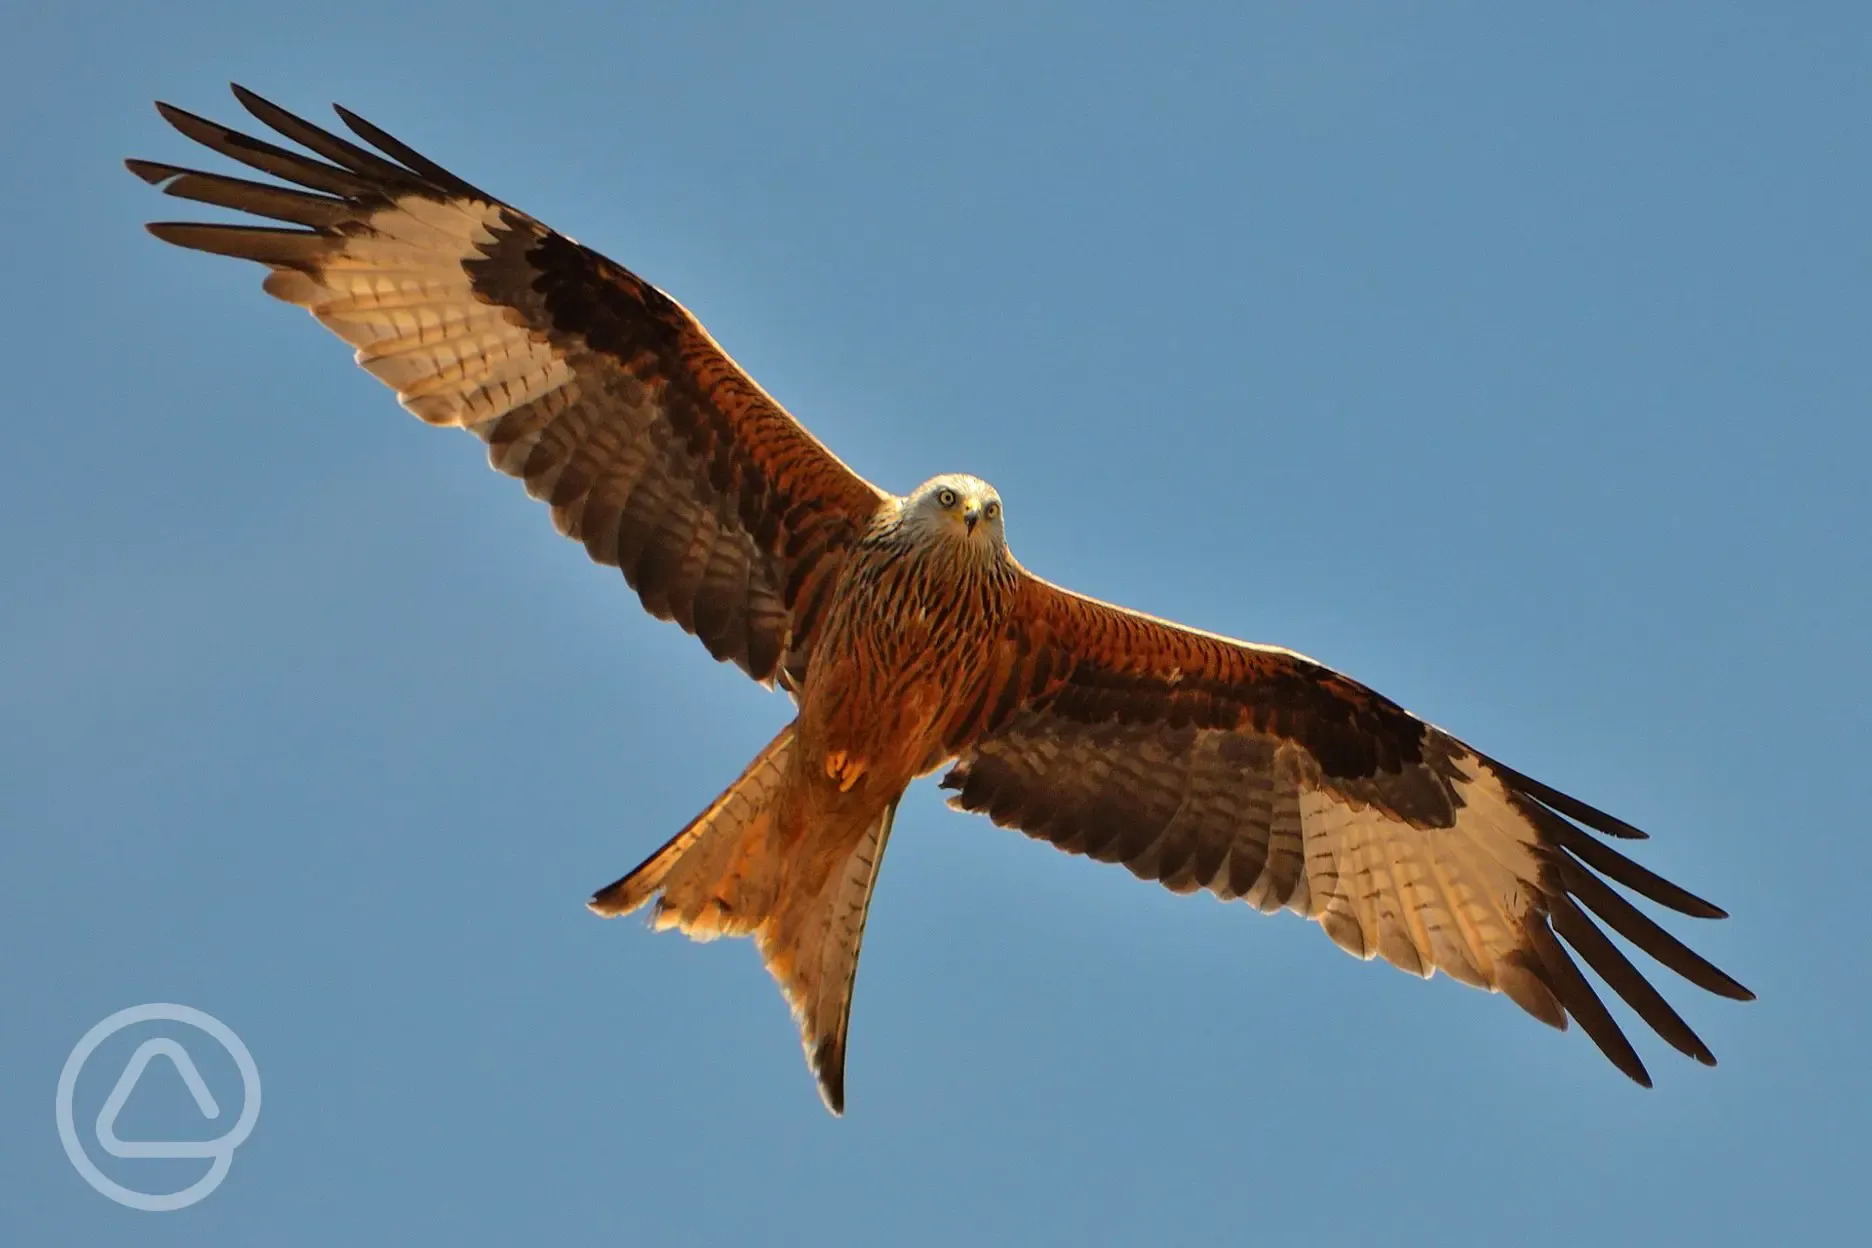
940, 571, 1752, 1085
130, 85, 886, 685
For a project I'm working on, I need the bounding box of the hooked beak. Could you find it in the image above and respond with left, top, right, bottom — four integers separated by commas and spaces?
963, 501, 982, 533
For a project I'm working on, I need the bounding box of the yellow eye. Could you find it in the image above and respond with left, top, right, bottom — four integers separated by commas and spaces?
984, 500, 1000, 520
936, 487, 959, 508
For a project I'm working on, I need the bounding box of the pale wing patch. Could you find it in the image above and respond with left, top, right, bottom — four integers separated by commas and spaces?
1296, 750, 1548, 997
258, 197, 574, 429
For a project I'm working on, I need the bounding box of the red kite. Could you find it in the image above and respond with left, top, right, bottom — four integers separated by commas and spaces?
131, 87, 1751, 1113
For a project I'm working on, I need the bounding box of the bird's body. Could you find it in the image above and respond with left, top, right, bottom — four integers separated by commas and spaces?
806, 478, 1018, 790
132, 87, 1752, 1115
591, 475, 1025, 1107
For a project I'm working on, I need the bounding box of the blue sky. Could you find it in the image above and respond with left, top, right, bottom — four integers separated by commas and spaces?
4, 2, 1867, 1243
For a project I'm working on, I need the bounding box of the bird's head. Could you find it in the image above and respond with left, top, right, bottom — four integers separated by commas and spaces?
902, 474, 1006, 557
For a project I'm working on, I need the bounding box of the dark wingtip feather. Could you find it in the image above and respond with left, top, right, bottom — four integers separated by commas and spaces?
1553, 824, 1730, 919
144, 221, 328, 266
125, 157, 173, 185
1524, 921, 1654, 1087
1493, 759, 1648, 839
154, 100, 193, 129
1559, 860, 1753, 1002
129, 160, 352, 229
148, 98, 375, 198
330, 101, 495, 202
229, 83, 420, 187
1549, 895, 1717, 1066
1511, 792, 1730, 919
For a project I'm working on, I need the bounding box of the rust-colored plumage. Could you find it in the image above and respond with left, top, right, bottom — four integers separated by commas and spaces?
133, 87, 1752, 1114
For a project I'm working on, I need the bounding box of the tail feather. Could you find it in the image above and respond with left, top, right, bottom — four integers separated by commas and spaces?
759, 798, 900, 1115
588, 720, 904, 1114
587, 724, 794, 938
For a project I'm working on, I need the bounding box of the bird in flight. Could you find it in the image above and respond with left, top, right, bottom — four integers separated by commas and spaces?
131, 86, 1751, 1114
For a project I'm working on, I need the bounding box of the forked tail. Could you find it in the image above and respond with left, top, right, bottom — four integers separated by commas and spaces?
587, 721, 901, 1114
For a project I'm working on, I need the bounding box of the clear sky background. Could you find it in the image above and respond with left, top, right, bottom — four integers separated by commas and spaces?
3, 2, 1867, 1243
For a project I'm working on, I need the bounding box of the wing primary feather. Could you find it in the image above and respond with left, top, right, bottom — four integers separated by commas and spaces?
1493, 760, 1647, 839
1522, 920, 1652, 1087
145, 221, 328, 266
331, 102, 496, 201
1497, 950, 1569, 1030
1547, 894, 1716, 1065
125, 160, 351, 228
1560, 859, 1754, 1000
228, 82, 426, 191
1530, 806, 1728, 918
153, 101, 374, 198
229, 84, 422, 186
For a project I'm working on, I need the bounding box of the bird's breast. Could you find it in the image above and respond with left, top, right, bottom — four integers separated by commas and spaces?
797, 542, 1013, 789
